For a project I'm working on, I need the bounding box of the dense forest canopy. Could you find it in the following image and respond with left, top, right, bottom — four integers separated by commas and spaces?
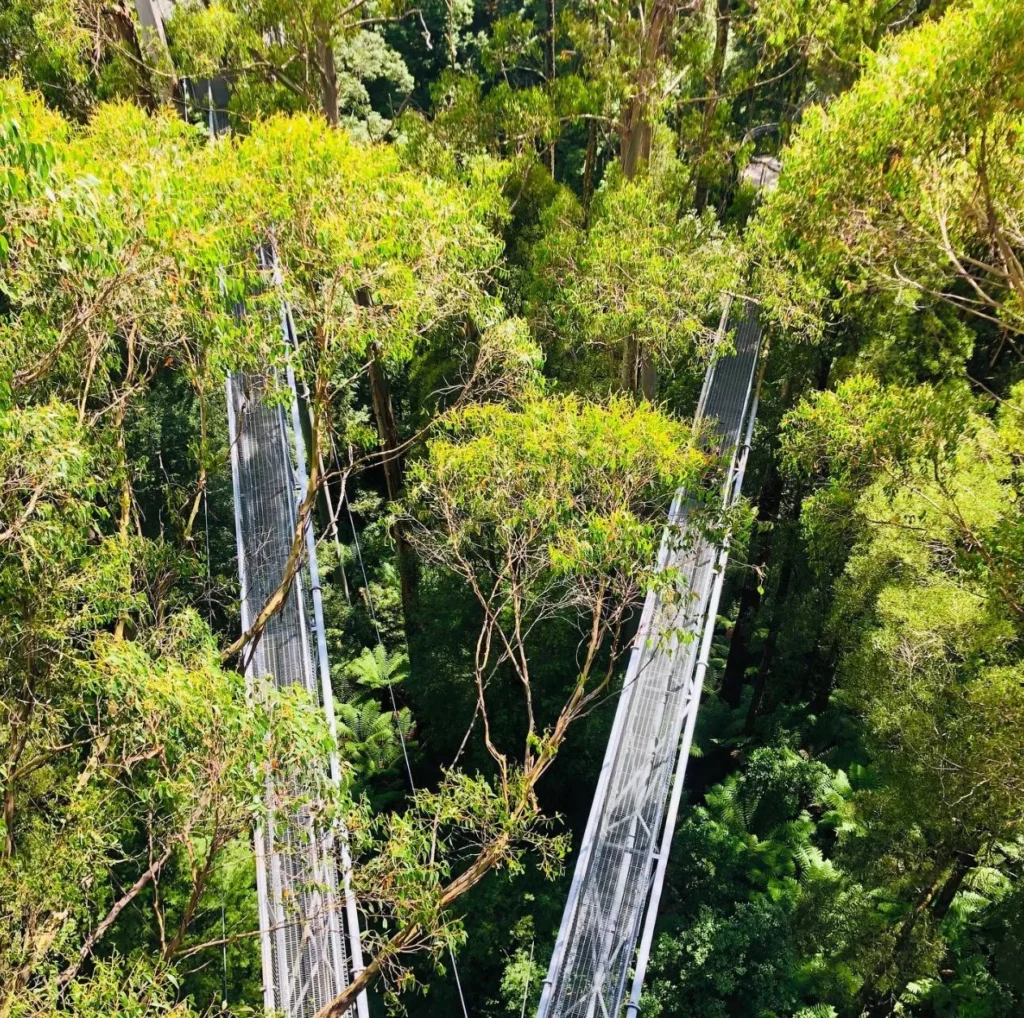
1, 0, 1022, 1016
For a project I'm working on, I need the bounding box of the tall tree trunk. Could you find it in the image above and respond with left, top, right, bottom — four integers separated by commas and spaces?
693, 0, 730, 213
1, 685, 33, 859
620, 114, 654, 180
319, 40, 341, 127
355, 289, 418, 631
617, 0, 676, 398
120, 0, 171, 109
618, 0, 674, 177
720, 459, 783, 705
366, 340, 419, 632
932, 854, 973, 921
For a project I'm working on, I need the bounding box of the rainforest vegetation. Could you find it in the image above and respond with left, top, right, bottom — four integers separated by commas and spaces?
1, 0, 1023, 1015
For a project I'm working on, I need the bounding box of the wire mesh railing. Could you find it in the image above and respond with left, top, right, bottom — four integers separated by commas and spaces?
537, 301, 763, 1018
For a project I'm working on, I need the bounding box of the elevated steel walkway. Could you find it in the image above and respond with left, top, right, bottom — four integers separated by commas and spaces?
226, 258, 368, 1018
538, 301, 762, 1018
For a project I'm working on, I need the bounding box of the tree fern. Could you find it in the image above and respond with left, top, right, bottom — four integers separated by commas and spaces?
792, 1005, 837, 1018
336, 697, 415, 781
345, 644, 410, 691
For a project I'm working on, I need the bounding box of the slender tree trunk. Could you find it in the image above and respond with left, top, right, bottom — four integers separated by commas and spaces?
2, 706, 31, 859
617, 0, 675, 398
931, 854, 973, 920
693, 0, 730, 213
366, 340, 419, 632
120, 0, 170, 109
315, 839, 510, 1018
319, 40, 341, 127
862, 853, 977, 1018
619, 0, 674, 177
367, 346, 403, 503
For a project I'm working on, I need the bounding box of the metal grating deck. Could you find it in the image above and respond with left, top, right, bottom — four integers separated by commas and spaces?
226, 260, 368, 1018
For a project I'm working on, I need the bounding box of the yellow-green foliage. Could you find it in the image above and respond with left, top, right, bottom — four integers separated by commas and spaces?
754, 0, 1024, 337
828, 386, 1024, 842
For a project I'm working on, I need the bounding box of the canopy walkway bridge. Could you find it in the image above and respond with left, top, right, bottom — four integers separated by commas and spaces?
134, 0, 765, 1007
226, 255, 369, 1018
537, 301, 762, 1018
226, 289, 760, 1017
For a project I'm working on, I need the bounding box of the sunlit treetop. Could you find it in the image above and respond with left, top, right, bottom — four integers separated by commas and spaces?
752, 0, 1024, 345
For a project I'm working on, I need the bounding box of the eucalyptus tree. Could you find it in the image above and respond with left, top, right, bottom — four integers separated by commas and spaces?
527, 162, 742, 397
732, 8, 1024, 1006
165, 0, 421, 131
212, 112, 519, 639
423, 0, 934, 209
0, 79, 334, 1011
754, 0, 1024, 351
780, 376, 1024, 1017
311, 392, 714, 1014
0, 79, 531, 1010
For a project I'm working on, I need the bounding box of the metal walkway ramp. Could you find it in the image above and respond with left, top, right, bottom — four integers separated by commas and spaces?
538, 301, 762, 1018
226, 265, 369, 1018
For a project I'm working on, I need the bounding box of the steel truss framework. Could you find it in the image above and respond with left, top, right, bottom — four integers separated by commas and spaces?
537, 301, 763, 1018
226, 255, 369, 1018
